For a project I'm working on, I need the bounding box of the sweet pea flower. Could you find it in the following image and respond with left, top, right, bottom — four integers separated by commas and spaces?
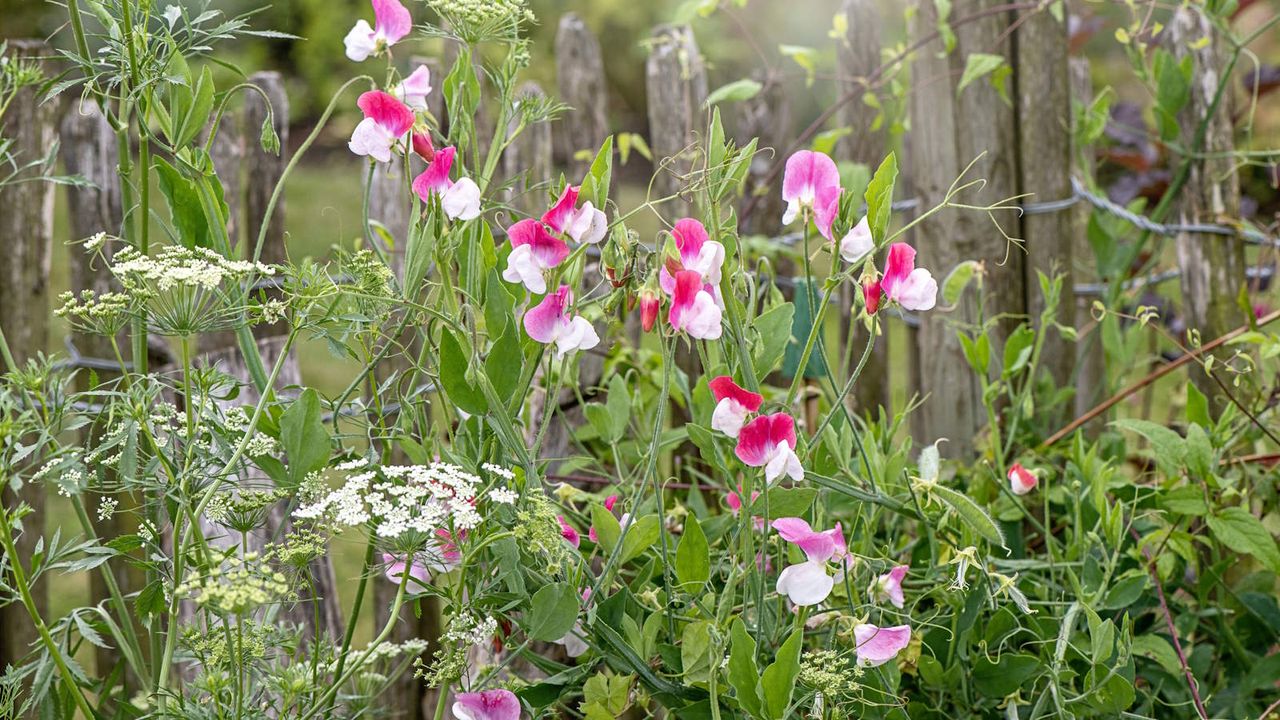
412, 146, 482, 221
453, 689, 521, 720
725, 486, 765, 531
669, 270, 722, 339
879, 243, 937, 311
853, 624, 911, 667
542, 185, 608, 245
782, 150, 841, 240
411, 131, 436, 161
1008, 463, 1038, 495
558, 516, 581, 548
659, 219, 726, 294
870, 565, 909, 609
395, 65, 433, 110
772, 518, 850, 606
840, 216, 874, 264
501, 219, 570, 294
708, 376, 764, 438
344, 0, 413, 62
382, 552, 431, 587
639, 290, 660, 332
862, 276, 882, 315
523, 286, 599, 358
348, 91, 414, 163
735, 413, 803, 485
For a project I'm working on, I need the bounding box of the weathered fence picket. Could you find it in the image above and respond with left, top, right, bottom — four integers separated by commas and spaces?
647, 24, 707, 220
554, 13, 608, 179
1069, 57, 1106, 430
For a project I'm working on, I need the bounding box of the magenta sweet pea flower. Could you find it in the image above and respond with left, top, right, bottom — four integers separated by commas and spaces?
735, 413, 803, 485
542, 185, 608, 245
348, 91, 414, 164
772, 518, 850, 607
870, 565, 909, 609
1008, 462, 1038, 495
501, 219, 570, 294
708, 376, 764, 438
879, 243, 937, 311
669, 270, 722, 340
558, 516, 581, 548
453, 689, 521, 720
839, 216, 873, 264
523, 286, 600, 358
344, 0, 413, 62
782, 150, 841, 240
659, 218, 726, 294
395, 65, 433, 110
853, 623, 911, 667
412, 146, 482, 221
726, 486, 765, 531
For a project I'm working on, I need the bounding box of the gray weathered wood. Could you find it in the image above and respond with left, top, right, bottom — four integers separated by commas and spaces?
555, 13, 608, 179
1170, 7, 1245, 411
837, 0, 891, 417
909, 0, 1024, 458
1069, 57, 1105, 429
0, 38, 54, 677
502, 82, 554, 216
244, 72, 288, 262
646, 24, 707, 220
1016, 4, 1074, 400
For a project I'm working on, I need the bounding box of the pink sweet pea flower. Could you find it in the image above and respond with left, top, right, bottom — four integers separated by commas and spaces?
501, 219, 570, 294
840, 216, 873, 264
452, 689, 521, 720
782, 150, 841, 240
382, 552, 432, 587
542, 185, 607, 245
726, 486, 765, 531
395, 65, 433, 110
772, 518, 850, 607
659, 219, 726, 293
862, 276, 882, 315
879, 243, 937, 311
344, 0, 413, 62
412, 146, 482, 221
523, 286, 600, 358
708, 376, 764, 438
669, 270, 722, 340
870, 565, 909, 609
853, 623, 911, 667
412, 132, 436, 161
349, 91, 415, 164
558, 516, 581, 548
735, 413, 803, 485
1008, 462, 1038, 496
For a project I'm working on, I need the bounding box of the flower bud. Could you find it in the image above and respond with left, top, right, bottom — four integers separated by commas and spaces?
862, 277, 882, 315
640, 291, 660, 332
411, 131, 436, 161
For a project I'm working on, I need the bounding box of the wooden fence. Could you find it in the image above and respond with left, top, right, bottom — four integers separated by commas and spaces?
0, 1, 1252, 717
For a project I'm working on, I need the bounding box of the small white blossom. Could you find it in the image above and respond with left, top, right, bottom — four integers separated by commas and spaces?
488, 488, 518, 504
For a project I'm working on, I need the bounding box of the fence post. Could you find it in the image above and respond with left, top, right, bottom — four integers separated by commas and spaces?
1169, 7, 1246, 411
646, 24, 707, 220
1069, 57, 1105, 429
0, 38, 54, 674
837, 0, 891, 417
555, 13, 608, 179
909, 0, 1024, 458
61, 98, 131, 680
502, 82, 554, 216
1015, 5, 1074, 400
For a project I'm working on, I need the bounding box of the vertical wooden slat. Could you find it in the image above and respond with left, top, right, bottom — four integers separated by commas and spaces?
244, 71, 288, 262
0, 38, 54, 673
502, 82, 554, 216
646, 24, 707, 221
1069, 57, 1105, 429
909, 0, 1023, 458
837, 0, 891, 417
1015, 4, 1074, 400
555, 13, 608, 179
1169, 6, 1245, 411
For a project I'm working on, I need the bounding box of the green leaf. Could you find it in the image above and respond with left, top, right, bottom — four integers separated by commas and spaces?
1002, 324, 1035, 378
155, 158, 211, 249
675, 515, 710, 588
779, 45, 818, 87
1112, 419, 1186, 478
1130, 634, 1182, 676
862, 152, 899, 243
752, 303, 795, 376
486, 321, 523, 403
957, 53, 1008, 97
728, 619, 763, 719
1159, 486, 1207, 516
526, 582, 580, 642
705, 79, 763, 107
1184, 424, 1213, 480
760, 628, 802, 720
280, 388, 330, 487
592, 503, 622, 552
439, 330, 488, 415
620, 514, 661, 563
605, 374, 632, 442
932, 484, 1006, 549
1206, 507, 1280, 572
972, 653, 1039, 697
680, 620, 713, 685
580, 136, 614, 208
941, 260, 980, 307
746, 487, 817, 520
135, 580, 166, 618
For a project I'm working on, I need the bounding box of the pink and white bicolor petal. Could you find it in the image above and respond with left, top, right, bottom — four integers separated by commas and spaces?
853, 624, 912, 667
781, 150, 841, 227
396, 64, 433, 110
776, 561, 835, 607
840, 216, 874, 263
708, 376, 763, 438
349, 91, 414, 162
881, 242, 937, 312
344, 0, 413, 62
542, 185, 581, 234
566, 202, 608, 244
872, 565, 909, 609
522, 286, 598, 358
735, 414, 799, 482
452, 689, 522, 720
503, 219, 570, 293
669, 269, 722, 340
1008, 463, 1038, 496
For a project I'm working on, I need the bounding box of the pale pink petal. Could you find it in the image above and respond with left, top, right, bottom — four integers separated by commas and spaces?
840, 216, 873, 263
502, 245, 546, 294
442, 177, 482, 220
523, 287, 570, 344
814, 183, 841, 241
452, 689, 521, 720
567, 203, 607, 244
781, 150, 840, 205
397, 65, 433, 110
682, 291, 722, 340
372, 0, 413, 45
893, 268, 937, 311
555, 316, 599, 357
771, 517, 815, 542
686, 240, 725, 285
776, 561, 834, 606
382, 553, 431, 587
873, 565, 909, 609
348, 117, 396, 163
344, 20, 378, 62
764, 442, 804, 485
542, 185, 581, 234
854, 624, 911, 667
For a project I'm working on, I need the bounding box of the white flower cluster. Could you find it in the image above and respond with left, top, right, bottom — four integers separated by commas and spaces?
111, 245, 275, 293
443, 613, 498, 646
294, 462, 516, 540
